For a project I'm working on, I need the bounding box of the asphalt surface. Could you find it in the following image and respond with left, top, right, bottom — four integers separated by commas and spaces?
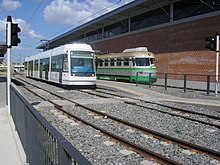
96, 79, 220, 107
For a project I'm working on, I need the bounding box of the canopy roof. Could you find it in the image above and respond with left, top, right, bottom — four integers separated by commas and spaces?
36, 0, 169, 50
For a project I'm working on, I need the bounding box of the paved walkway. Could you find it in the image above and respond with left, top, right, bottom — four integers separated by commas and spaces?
96, 80, 220, 106
0, 77, 26, 165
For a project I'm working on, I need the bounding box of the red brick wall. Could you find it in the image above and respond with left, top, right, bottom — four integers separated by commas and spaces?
91, 15, 220, 76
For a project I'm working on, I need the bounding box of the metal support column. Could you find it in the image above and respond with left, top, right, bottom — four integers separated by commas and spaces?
215, 34, 219, 97
6, 16, 12, 113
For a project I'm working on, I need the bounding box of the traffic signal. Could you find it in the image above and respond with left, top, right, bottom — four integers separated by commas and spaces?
11, 23, 21, 46
205, 35, 216, 51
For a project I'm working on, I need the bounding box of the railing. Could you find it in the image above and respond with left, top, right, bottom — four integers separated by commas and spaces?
136, 72, 219, 96
10, 84, 91, 165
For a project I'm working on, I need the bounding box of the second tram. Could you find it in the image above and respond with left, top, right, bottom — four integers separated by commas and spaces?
96, 47, 157, 84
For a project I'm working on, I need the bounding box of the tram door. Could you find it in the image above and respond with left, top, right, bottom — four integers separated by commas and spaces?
27, 62, 30, 76
40, 59, 43, 78
59, 56, 63, 83
28, 61, 33, 76
45, 58, 49, 80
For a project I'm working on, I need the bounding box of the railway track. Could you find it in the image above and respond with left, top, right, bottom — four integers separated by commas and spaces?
13, 76, 220, 165
81, 88, 220, 129
15, 78, 173, 164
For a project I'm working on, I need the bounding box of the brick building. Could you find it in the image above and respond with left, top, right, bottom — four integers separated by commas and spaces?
37, 0, 220, 76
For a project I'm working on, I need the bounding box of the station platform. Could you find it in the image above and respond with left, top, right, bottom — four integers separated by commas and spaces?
96, 79, 220, 107
0, 77, 26, 165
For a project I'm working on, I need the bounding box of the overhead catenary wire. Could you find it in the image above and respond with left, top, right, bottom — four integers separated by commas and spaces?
7, 0, 126, 56
47, 0, 122, 39
21, 0, 45, 37
33, 0, 124, 48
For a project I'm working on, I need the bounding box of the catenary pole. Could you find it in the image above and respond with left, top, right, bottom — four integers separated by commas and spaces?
6, 16, 12, 113
215, 34, 219, 97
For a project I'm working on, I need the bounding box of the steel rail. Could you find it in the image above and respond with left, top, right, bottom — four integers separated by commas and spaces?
48, 100, 181, 165
93, 88, 220, 119
83, 89, 220, 128
14, 78, 182, 164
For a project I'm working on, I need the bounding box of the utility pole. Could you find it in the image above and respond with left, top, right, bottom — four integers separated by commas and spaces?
215, 34, 219, 97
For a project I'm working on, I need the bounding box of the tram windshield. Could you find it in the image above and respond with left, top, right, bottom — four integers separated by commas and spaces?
135, 58, 155, 66
71, 51, 95, 76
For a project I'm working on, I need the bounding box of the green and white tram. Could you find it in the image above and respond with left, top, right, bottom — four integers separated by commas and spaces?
96, 47, 157, 84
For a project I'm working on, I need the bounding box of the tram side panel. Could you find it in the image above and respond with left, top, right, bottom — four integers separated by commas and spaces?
96, 49, 157, 84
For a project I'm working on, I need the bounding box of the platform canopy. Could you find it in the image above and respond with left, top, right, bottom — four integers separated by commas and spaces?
36, 0, 168, 50
0, 42, 7, 57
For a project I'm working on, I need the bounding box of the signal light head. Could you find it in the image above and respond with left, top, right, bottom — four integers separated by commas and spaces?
11, 23, 21, 46
205, 35, 216, 51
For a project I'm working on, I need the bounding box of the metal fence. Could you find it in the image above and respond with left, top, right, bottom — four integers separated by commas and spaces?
10, 85, 91, 165
136, 72, 219, 96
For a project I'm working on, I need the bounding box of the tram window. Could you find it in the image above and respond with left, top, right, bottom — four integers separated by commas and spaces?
117, 59, 121, 66
51, 56, 61, 72
40, 59, 43, 71
63, 54, 68, 72
43, 58, 49, 71
110, 59, 114, 66
78, 59, 84, 66
51, 57, 57, 71
136, 58, 150, 66
29, 61, 33, 76
99, 60, 103, 67
132, 58, 135, 66
29, 61, 33, 71
24, 62, 27, 70
124, 58, 129, 66
150, 58, 155, 65
104, 59, 108, 66
34, 60, 38, 71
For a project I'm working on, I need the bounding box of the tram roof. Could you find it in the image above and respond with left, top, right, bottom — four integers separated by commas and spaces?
36, 0, 169, 50
26, 43, 94, 61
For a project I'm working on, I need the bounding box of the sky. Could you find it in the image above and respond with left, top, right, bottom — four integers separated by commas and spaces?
0, 0, 134, 63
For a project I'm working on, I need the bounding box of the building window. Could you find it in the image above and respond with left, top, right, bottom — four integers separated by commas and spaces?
131, 5, 170, 31
104, 19, 128, 38
85, 28, 102, 42
75, 34, 85, 42
174, 0, 220, 21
